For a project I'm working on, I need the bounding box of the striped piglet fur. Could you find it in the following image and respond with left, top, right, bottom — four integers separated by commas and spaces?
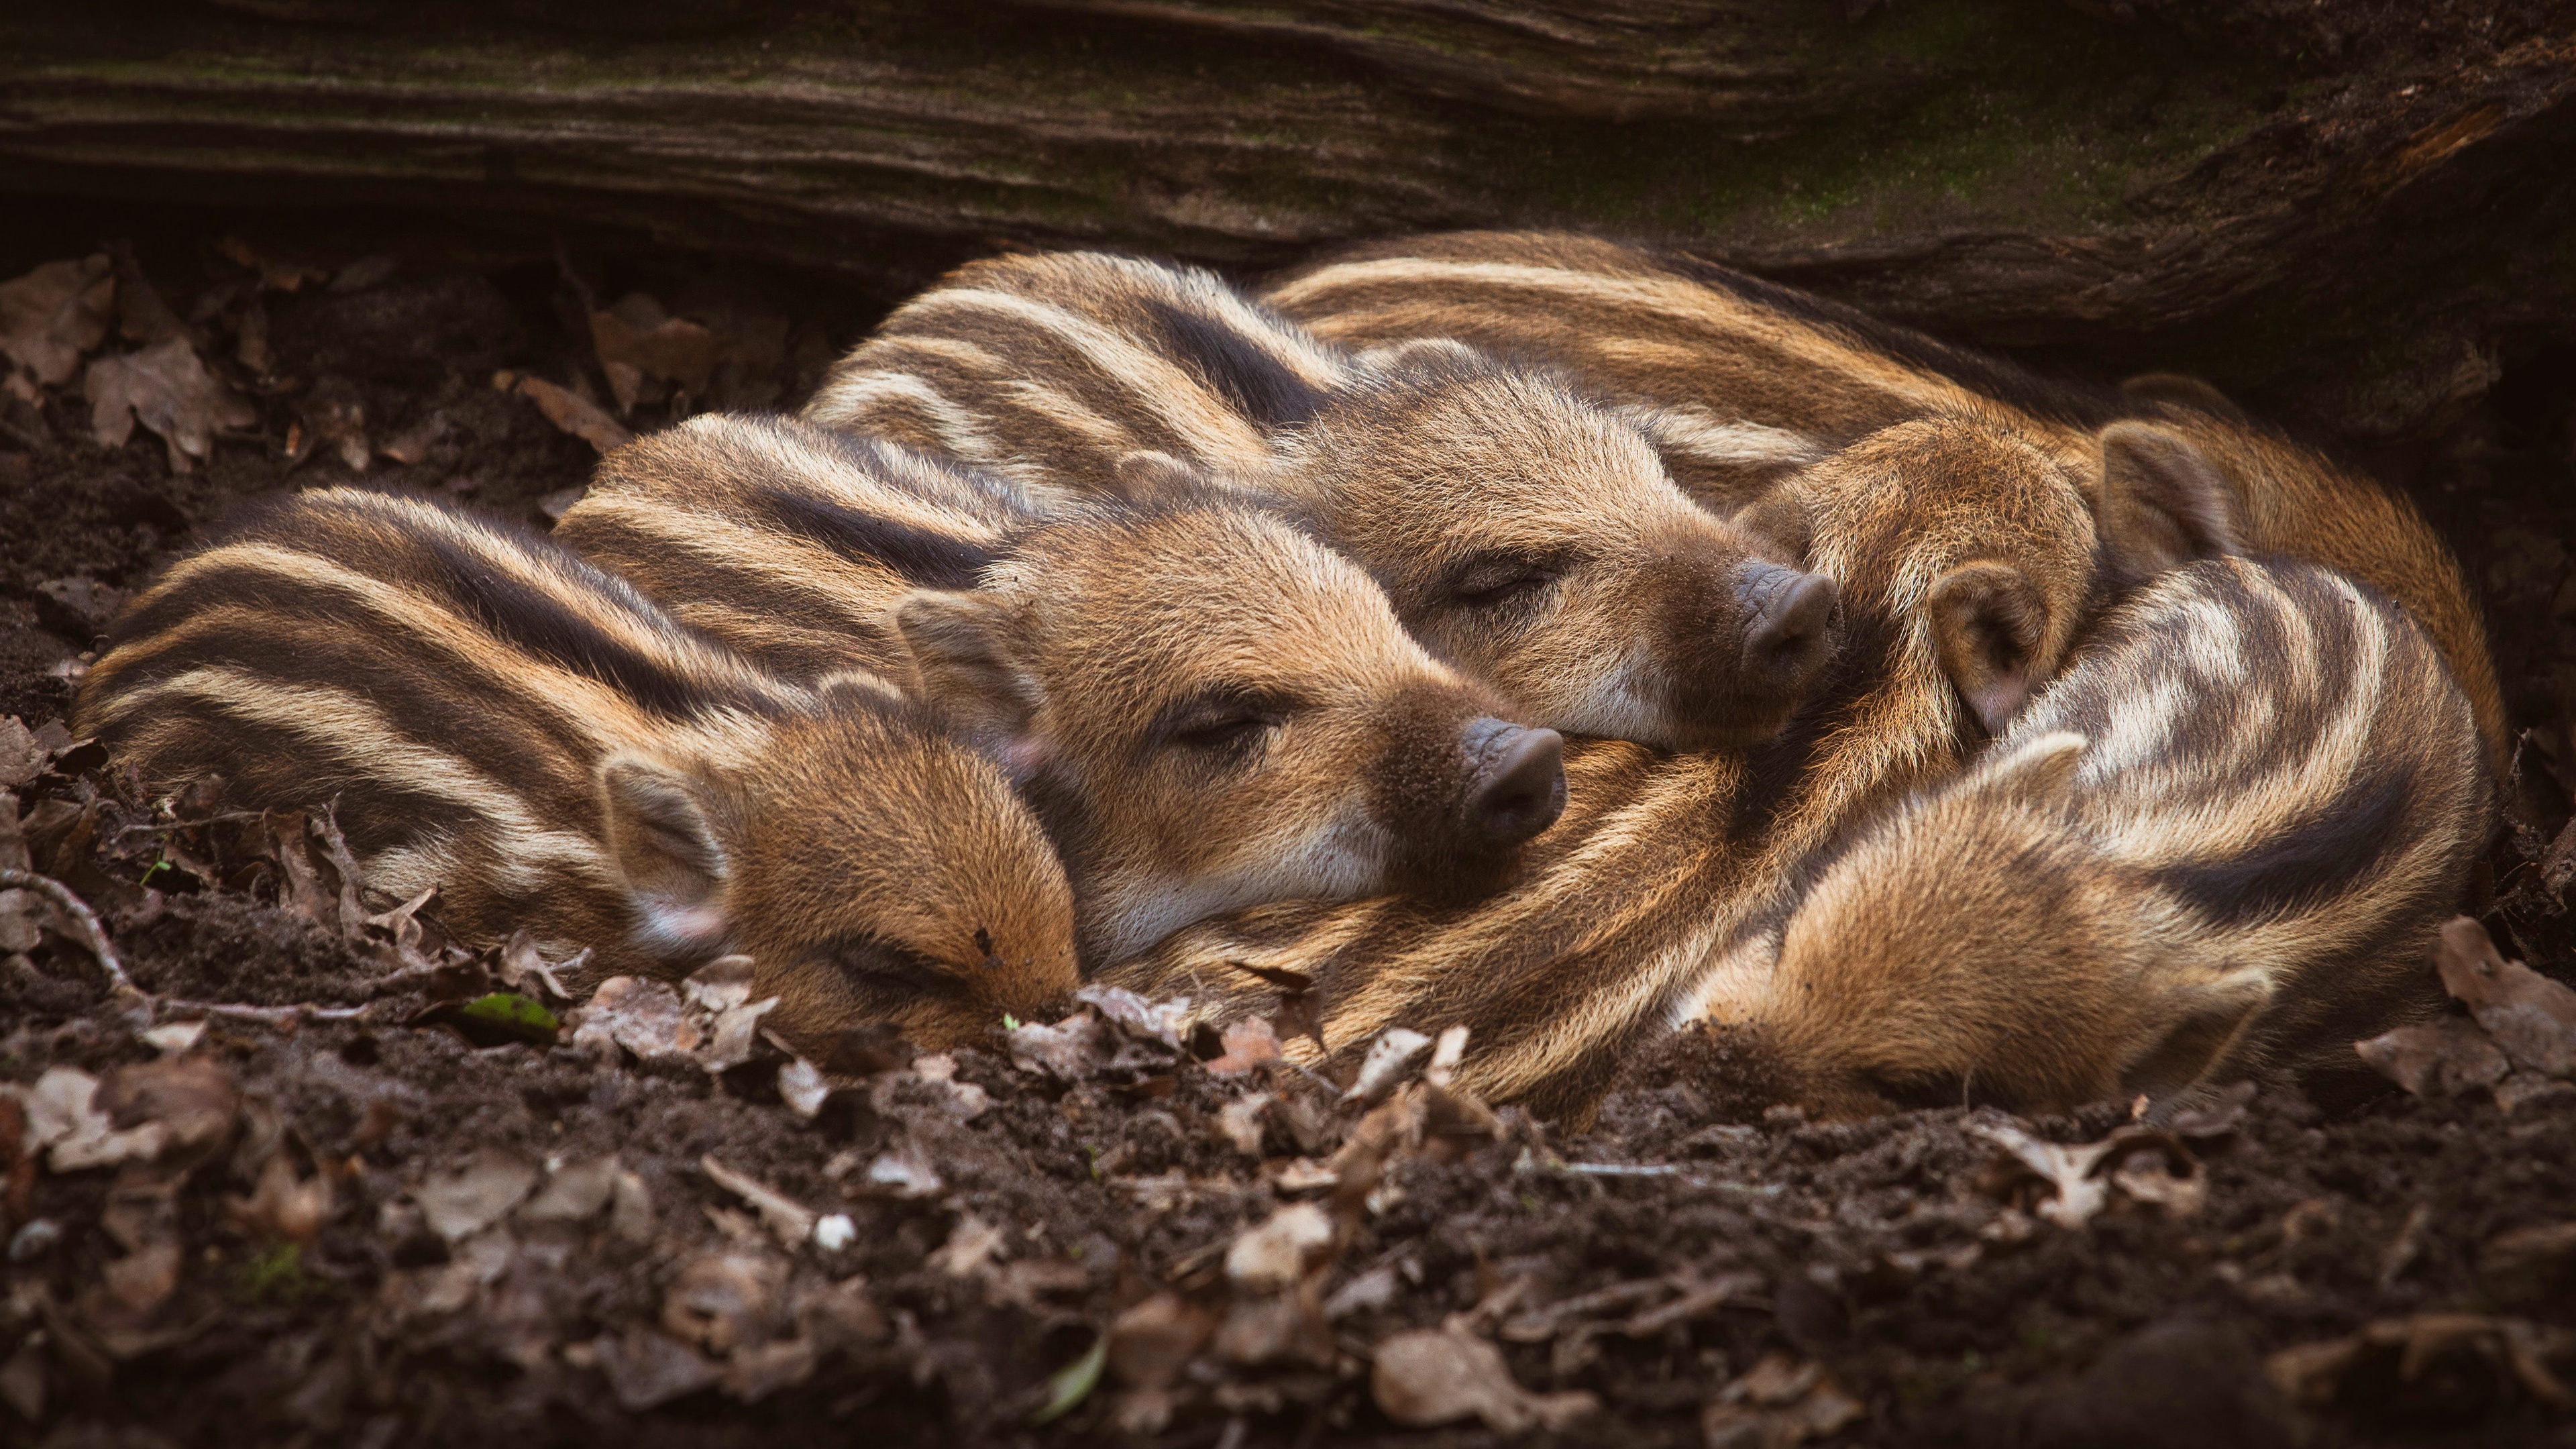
1265, 229, 2506, 776
73, 488, 1081, 1053
559, 414, 1570, 968
1725, 555, 2490, 1118
804, 250, 1843, 752
1104, 414, 2164, 1118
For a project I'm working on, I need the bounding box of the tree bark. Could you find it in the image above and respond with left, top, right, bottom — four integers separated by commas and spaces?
3, 1, 2571, 433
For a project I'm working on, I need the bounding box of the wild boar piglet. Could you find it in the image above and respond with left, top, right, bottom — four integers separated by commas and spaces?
1745, 555, 2488, 1119
558, 415, 1570, 967
804, 250, 1841, 751
76, 487, 1081, 1054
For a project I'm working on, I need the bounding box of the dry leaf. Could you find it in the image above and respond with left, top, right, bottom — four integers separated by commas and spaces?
85, 336, 257, 472
0, 256, 114, 386
1108, 1292, 1214, 1391
1343, 1028, 1434, 1107
215, 236, 326, 293
2358, 1017, 2512, 1096
508, 373, 633, 453
141, 1020, 207, 1056
684, 955, 757, 1013
1205, 1018, 1282, 1075
1424, 1024, 1470, 1088
700, 997, 780, 1075
35, 576, 130, 637
330, 254, 398, 294
537, 484, 587, 523
2434, 917, 2576, 1077
1215, 1093, 1271, 1157
569, 976, 696, 1061
415, 1150, 539, 1241
1224, 1203, 1334, 1293
0, 718, 54, 788
1702, 1352, 1864, 1448
520, 1155, 622, 1224
494, 930, 574, 1000
1372, 1326, 1598, 1433
98, 1239, 183, 1319
1008, 1012, 1109, 1080
929, 1214, 1006, 1277
591, 294, 717, 412
611, 1167, 656, 1242
891, 1053, 990, 1122
1274, 1158, 1338, 1193
701, 1155, 817, 1248
1076, 984, 1189, 1050
2108, 1144, 2206, 1219
1325, 1264, 1400, 1320
777, 1059, 831, 1118
1975, 1123, 2202, 1228
15, 1066, 175, 1173
858, 1142, 945, 1200
994, 1259, 1091, 1318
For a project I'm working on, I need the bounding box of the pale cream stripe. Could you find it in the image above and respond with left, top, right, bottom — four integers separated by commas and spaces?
803, 369, 1003, 458
101, 543, 667, 747
893, 288, 1271, 466
111, 668, 622, 896
1268, 258, 1972, 413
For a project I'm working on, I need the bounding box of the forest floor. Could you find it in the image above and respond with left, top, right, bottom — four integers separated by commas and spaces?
5, 207, 2576, 1449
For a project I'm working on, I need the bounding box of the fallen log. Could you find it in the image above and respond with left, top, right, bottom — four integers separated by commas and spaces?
1, 1, 2571, 430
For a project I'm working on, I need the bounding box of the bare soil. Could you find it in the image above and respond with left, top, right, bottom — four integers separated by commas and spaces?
5, 207, 2576, 1449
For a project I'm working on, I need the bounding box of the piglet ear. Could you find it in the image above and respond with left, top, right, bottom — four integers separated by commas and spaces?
892, 590, 1047, 774
2122, 965, 2274, 1102
1927, 561, 2047, 737
597, 753, 731, 955
1980, 731, 2087, 807
2096, 421, 2243, 582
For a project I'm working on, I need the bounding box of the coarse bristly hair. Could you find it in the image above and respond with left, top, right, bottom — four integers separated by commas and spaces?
75, 485, 1082, 1055
1105, 408, 2230, 1122
802, 248, 1847, 753
562, 412, 1570, 969
1735, 555, 2489, 1120
1263, 227, 2505, 779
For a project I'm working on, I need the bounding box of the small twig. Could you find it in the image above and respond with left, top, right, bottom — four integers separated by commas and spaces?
1559, 1162, 1682, 1178
201, 1000, 372, 1024
6, 869, 379, 1030
2377, 1201, 2434, 1291
113, 809, 277, 838
2, 868, 131, 992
